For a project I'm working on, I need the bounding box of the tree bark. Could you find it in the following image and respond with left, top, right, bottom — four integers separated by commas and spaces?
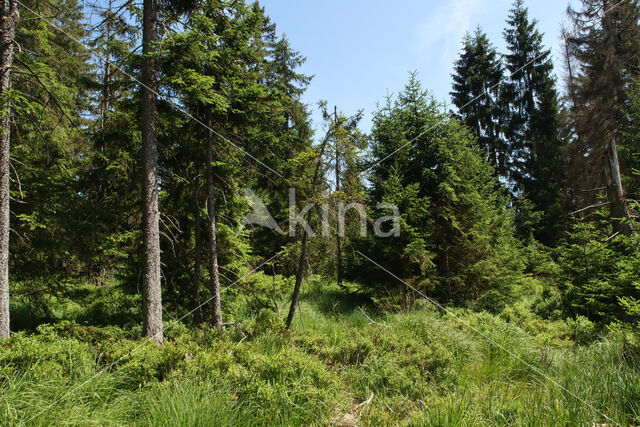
141, 0, 162, 344
0, 0, 18, 340
206, 114, 222, 330
0, 0, 17, 341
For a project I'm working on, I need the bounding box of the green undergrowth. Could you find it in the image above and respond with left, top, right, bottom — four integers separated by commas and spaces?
1, 279, 639, 426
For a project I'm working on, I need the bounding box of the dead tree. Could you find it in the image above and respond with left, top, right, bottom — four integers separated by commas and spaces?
285, 133, 331, 329
603, 140, 633, 236
206, 112, 222, 330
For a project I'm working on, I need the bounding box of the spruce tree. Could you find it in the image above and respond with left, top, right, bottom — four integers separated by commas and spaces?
155, 0, 314, 326
503, 0, 567, 245
80, 0, 139, 289
364, 74, 524, 305
315, 102, 367, 289
0, 0, 18, 339
565, 0, 640, 208
623, 76, 640, 199
451, 27, 507, 181
140, 0, 163, 343
8, 0, 92, 327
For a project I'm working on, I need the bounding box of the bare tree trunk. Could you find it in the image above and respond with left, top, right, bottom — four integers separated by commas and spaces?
141, 0, 162, 344
285, 231, 308, 328
192, 218, 203, 324
99, 0, 112, 130
562, 29, 577, 109
334, 106, 343, 289
604, 140, 633, 236
206, 114, 222, 330
0, 0, 17, 341
285, 133, 331, 329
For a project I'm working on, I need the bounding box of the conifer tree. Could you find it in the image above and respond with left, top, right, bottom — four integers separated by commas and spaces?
0, 0, 18, 339
285, 115, 330, 329
565, 0, 640, 209
89, 0, 137, 131
140, 0, 163, 343
7, 0, 91, 330
364, 74, 523, 305
503, 0, 567, 245
138, 0, 197, 340
623, 76, 640, 199
156, 0, 313, 326
451, 27, 507, 181
315, 103, 367, 289
80, 0, 139, 289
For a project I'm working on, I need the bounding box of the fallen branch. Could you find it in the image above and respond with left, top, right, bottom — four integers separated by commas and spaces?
569, 202, 610, 216
354, 392, 374, 411
223, 322, 250, 339
224, 322, 250, 357
9, 162, 23, 199
603, 232, 620, 243
358, 306, 376, 325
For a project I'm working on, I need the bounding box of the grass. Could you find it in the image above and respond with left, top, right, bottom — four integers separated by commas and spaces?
1, 278, 639, 426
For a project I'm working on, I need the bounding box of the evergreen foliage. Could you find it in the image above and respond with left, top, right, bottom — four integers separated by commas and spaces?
451, 27, 507, 181
362, 75, 524, 305
565, 0, 640, 207
503, 0, 568, 245
0, 0, 639, 422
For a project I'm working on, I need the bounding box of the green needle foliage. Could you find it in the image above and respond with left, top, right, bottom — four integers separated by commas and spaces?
451, 27, 507, 181
361, 74, 524, 307
1, 0, 640, 424
502, 0, 568, 246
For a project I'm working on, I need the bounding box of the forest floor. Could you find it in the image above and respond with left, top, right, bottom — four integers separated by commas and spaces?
1, 279, 639, 426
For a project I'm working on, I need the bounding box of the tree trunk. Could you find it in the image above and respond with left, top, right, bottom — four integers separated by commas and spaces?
285, 133, 331, 329
604, 140, 633, 236
0, 0, 18, 341
285, 231, 308, 328
99, 0, 112, 130
206, 114, 222, 330
192, 218, 203, 324
141, 0, 162, 344
334, 106, 343, 289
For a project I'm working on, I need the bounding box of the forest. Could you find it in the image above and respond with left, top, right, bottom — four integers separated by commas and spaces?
0, 0, 639, 424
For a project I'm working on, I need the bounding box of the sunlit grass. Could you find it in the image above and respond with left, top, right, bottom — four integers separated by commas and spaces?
1, 279, 638, 425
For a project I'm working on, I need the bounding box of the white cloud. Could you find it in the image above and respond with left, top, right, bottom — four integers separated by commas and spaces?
414, 0, 485, 65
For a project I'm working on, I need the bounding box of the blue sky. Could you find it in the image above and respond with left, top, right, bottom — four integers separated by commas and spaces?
260, 0, 571, 134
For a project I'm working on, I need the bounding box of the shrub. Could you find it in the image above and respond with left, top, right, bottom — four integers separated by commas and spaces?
557, 209, 640, 323
0, 324, 96, 380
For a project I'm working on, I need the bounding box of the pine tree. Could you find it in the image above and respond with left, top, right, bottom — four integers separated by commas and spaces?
451, 27, 507, 180
503, 0, 567, 245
